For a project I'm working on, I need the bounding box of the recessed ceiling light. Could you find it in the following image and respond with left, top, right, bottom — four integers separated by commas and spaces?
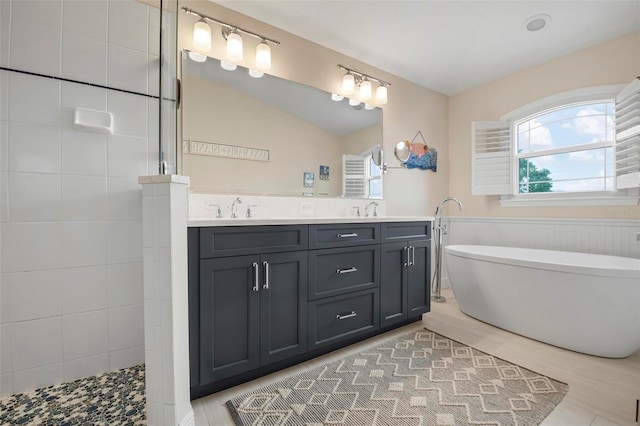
524, 14, 552, 32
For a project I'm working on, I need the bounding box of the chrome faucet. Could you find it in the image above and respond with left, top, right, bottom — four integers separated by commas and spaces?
208, 203, 222, 218
364, 201, 378, 217
230, 197, 242, 218
432, 197, 463, 303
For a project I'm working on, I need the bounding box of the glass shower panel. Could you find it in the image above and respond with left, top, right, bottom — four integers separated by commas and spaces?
159, 0, 178, 175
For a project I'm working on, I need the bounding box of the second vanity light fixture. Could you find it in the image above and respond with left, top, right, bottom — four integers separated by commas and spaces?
338, 64, 390, 105
183, 7, 280, 76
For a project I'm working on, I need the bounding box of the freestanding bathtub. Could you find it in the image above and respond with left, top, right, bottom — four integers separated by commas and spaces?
445, 245, 640, 358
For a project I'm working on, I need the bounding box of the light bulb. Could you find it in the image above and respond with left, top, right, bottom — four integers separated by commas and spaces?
226, 30, 243, 61
193, 20, 211, 52
220, 60, 237, 71
348, 98, 360, 106
364, 103, 374, 110
188, 51, 207, 63
359, 79, 372, 101
331, 93, 344, 101
255, 41, 271, 71
249, 69, 264, 78
376, 85, 388, 105
342, 73, 355, 96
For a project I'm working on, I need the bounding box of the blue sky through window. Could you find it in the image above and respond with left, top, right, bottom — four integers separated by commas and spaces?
517, 101, 614, 193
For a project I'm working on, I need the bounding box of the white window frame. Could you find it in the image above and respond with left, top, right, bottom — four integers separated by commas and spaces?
360, 146, 383, 199
498, 84, 638, 207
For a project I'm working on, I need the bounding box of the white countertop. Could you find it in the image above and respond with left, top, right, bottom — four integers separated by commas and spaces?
188, 216, 435, 227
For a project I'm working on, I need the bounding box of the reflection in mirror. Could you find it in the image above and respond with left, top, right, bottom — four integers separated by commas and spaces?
394, 140, 410, 162
180, 51, 383, 198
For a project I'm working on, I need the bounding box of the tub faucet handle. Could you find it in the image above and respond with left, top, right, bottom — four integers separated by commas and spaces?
246, 204, 258, 218
353, 206, 361, 217
208, 203, 222, 218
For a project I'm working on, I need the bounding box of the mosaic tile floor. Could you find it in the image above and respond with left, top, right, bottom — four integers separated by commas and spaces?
0, 364, 145, 425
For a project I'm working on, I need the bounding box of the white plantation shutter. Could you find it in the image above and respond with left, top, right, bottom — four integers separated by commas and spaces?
342, 154, 366, 197
614, 77, 640, 189
471, 121, 512, 195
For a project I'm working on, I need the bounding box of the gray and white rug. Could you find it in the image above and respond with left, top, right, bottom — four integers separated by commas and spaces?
227, 329, 568, 425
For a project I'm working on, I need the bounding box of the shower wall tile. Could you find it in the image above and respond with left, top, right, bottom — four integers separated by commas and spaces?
108, 305, 144, 351
60, 175, 108, 221
8, 173, 61, 222
107, 177, 142, 221
62, 310, 109, 360
62, 32, 108, 85
12, 317, 63, 371
12, 363, 64, 395
107, 45, 149, 95
5, 270, 63, 322
63, 353, 109, 383
10, 21, 62, 76
107, 221, 143, 264
107, 134, 148, 178
0, 223, 62, 273
11, 0, 62, 30
60, 82, 107, 128
8, 122, 60, 174
107, 262, 144, 308
62, 266, 108, 315
108, 0, 148, 53
8, 73, 61, 126
59, 222, 108, 268
108, 91, 148, 138
2, 0, 158, 395
62, 0, 108, 41
61, 129, 107, 176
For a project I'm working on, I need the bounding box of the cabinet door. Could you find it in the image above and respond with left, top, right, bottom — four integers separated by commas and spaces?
260, 251, 308, 365
407, 240, 431, 317
200, 255, 260, 384
380, 241, 408, 327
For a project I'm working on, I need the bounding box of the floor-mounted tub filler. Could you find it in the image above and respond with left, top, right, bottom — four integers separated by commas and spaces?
445, 245, 640, 358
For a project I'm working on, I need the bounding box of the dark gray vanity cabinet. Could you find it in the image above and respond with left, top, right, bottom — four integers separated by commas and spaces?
189, 220, 430, 399
194, 226, 308, 387
380, 222, 431, 327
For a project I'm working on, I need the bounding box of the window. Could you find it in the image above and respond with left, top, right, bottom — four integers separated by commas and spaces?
471, 80, 640, 206
516, 101, 614, 193
342, 146, 383, 198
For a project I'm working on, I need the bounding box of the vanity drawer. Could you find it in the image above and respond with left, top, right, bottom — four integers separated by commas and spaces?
308, 288, 379, 349
199, 225, 308, 258
381, 222, 431, 242
308, 245, 379, 300
309, 223, 380, 249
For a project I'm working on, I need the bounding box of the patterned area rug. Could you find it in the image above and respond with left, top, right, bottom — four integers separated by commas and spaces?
0, 364, 145, 425
226, 329, 568, 426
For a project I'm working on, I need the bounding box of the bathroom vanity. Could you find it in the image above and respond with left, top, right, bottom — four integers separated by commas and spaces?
187, 219, 431, 399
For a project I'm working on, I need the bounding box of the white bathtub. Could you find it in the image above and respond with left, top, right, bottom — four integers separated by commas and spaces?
445, 245, 640, 358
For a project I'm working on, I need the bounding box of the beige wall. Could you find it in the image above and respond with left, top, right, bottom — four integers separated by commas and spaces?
183, 75, 343, 196
179, 0, 450, 216
341, 123, 382, 156
448, 31, 640, 219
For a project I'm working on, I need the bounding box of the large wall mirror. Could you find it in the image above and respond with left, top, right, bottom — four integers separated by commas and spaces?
180, 51, 383, 198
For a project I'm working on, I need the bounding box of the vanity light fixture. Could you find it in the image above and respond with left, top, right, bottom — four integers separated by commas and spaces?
193, 19, 212, 52
348, 98, 361, 106
188, 51, 207, 63
338, 64, 390, 105
248, 69, 264, 78
364, 103, 375, 110
183, 7, 280, 69
331, 93, 344, 101
220, 60, 237, 71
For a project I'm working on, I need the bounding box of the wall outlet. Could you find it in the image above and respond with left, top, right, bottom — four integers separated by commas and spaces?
299, 201, 314, 217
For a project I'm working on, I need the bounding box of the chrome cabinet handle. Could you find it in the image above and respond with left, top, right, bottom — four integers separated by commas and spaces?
408, 246, 415, 266
263, 261, 270, 290
337, 267, 357, 274
336, 311, 357, 320
252, 262, 259, 292
337, 233, 358, 238
403, 246, 409, 267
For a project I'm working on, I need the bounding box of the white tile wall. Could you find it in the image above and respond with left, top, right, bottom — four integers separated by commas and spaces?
0, 0, 160, 397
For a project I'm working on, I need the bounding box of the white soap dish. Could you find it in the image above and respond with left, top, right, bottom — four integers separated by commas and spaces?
73, 108, 114, 134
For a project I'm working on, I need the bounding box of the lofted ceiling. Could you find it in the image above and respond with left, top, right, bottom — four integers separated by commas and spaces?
213, 0, 640, 96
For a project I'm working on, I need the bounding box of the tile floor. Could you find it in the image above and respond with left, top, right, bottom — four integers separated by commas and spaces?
192, 288, 640, 426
